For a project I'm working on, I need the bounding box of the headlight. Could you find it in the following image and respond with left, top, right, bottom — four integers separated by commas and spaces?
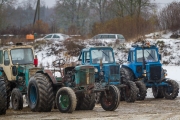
143, 70, 146, 77
94, 68, 98, 72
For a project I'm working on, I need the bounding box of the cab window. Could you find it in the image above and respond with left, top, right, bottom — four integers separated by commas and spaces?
4, 51, 10, 65
83, 52, 90, 63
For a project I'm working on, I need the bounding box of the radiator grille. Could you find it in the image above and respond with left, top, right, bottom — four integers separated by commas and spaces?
150, 66, 161, 81
110, 65, 119, 74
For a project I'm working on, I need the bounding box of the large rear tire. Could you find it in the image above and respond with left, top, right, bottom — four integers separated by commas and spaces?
76, 93, 95, 110
120, 67, 134, 82
100, 85, 120, 111
1, 73, 11, 109
162, 80, 179, 99
56, 87, 77, 113
27, 73, 54, 112
11, 88, 23, 110
135, 81, 147, 100
0, 79, 7, 115
152, 86, 164, 98
120, 67, 137, 102
81, 94, 95, 110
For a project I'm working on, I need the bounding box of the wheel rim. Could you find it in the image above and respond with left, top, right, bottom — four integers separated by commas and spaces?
30, 85, 37, 104
102, 91, 113, 106
59, 94, 70, 109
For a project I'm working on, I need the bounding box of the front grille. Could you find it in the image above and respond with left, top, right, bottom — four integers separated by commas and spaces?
150, 66, 161, 81
79, 68, 94, 85
110, 65, 119, 74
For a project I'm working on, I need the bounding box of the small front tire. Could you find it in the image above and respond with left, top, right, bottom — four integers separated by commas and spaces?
100, 85, 120, 111
56, 87, 77, 113
11, 88, 23, 110
163, 80, 179, 99
152, 86, 164, 98
135, 81, 147, 100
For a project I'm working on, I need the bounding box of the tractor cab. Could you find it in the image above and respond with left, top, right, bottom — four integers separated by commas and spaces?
78, 47, 120, 85
0, 43, 37, 81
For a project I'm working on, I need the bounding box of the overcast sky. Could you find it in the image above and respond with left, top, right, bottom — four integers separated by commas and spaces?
45, 0, 178, 7
18, 0, 178, 8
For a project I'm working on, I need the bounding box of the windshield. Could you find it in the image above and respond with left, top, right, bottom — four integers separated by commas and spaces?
136, 49, 158, 62
91, 49, 114, 64
11, 48, 34, 64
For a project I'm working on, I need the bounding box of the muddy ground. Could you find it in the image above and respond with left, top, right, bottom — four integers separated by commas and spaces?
1, 89, 180, 120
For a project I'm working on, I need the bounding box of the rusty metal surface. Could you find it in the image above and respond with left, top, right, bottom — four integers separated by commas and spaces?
44, 69, 57, 84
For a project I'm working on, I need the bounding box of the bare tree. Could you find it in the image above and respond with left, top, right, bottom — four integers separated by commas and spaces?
158, 2, 180, 32
55, 0, 90, 35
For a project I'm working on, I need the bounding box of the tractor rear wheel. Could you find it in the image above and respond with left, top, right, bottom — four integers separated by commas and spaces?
0, 79, 7, 115
81, 93, 95, 110
162, 80, 179, 99
135, 81, 147, 100
122, 81, 137, 102
56, 87, 77, 113
120, 67, 134, 82
100, 85, 120, 111
120, 67, 137, 102
27, 73, 54, 112
11, 88, 23, 110
1, 73, 11, 109
152, 86, 164, 98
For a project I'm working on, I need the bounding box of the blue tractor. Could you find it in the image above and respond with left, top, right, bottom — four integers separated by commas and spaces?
78, 47, 138, 103
121, 42, 179, 100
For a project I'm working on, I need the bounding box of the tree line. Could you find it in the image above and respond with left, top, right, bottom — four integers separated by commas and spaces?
0, 0, 179, 40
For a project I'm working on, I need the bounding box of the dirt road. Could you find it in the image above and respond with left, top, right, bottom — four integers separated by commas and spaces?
1, 90, 180, 120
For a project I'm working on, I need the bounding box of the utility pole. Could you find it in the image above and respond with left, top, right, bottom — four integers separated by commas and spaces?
33, 0, 40, 25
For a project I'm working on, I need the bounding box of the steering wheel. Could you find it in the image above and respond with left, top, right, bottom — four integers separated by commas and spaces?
52, 59, 65, 67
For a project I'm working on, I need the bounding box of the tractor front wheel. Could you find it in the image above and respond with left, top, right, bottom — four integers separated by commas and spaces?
11, 88, 23, 110
56, 87, 77, 113
27, 73, 54, 112
122, 81, 137, 102
162, 80, 179, 99
152, 86, 164, 98
135, 81, 147, 100
100, 85, 120, 111
0, 79, 7, 115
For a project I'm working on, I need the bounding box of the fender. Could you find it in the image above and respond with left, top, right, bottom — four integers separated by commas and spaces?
37, 69, 57, 84
121, 65, 136, 80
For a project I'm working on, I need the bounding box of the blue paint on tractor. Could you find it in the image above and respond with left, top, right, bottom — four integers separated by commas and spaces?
30, 85, 37, 104
122, 42, 169, 88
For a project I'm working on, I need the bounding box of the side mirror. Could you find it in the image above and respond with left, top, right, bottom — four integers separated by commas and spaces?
159, 54, 161, 60
12, 66, 17, 76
